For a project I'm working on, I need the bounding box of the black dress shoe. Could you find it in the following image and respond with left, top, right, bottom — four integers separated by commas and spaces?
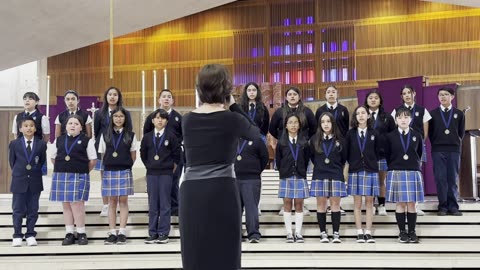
449, 210, 463, 216
437, 210, 447, 216
77, 233, 88, 245
62, 233, 75, 246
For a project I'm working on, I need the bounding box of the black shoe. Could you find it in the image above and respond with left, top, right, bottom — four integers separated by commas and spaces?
449, 210, 463, 216
398, 231, 409, 243
356, 234, 365, 243
365, 234, 376, 243
248, 237, 260, 243
77, 233, 88, 245
408, 231, 419, 243
62, 233, 75, 246
117, 234, 127, 245
104, 234, 117, 245
437, 210, 447, 216
144, 234, 158, 244
156, 234, 169, 244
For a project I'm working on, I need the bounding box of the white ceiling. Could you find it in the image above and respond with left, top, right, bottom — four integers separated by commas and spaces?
421, 0, 480, 7
0, 0, 235, 71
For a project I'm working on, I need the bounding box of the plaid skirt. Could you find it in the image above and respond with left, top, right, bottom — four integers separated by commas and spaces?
50, 172, 90, 202
347, 171, 379, 196
94, 159, 104, 171
386, 170, 424, 203
278, 176, 309, 199
378, 159, 388, 171
310, 179, 347, 198
102, 169, 134, 196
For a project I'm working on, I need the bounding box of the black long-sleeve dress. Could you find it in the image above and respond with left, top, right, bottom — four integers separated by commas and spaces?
179, 104, 259, 270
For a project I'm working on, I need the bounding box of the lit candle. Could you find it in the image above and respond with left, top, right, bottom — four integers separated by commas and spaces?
46, 75, 50, 118
164, 69, 167, 89
141, 70, 145, 115
153, 70, 157, 111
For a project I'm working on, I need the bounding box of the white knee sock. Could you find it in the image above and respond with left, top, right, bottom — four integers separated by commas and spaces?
295, 212, 304, 235
283, 212, 292, 234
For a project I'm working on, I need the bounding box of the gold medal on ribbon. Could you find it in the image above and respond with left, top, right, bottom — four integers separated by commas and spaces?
112, 152, 118, 157
237, 155, 242, 161
154, 155, 160, 160
65, 155, 71, 161
26, 164, 32, 170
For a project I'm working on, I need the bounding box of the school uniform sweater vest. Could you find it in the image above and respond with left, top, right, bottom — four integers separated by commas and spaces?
346, 128, 380, 173
372, 111, 395, 159
315, 104, 349, 137
276, 140, 309, 179
395, 104, 426, 138
103, 132, 135, 171
243, 103, 270, 136
310, 137, 345, 181
429, 108, 465, 153
58, 110, 89, 136
54, 134, 90, 173
142, 131, 180, 176
385, 129, 422, 171
16, 111, 44, 140
234, 138, 268, 180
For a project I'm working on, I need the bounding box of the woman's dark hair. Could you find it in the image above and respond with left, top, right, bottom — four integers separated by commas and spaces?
65, 114, 86, 133
279, 113, 304, 146
23, 92, 40, 111
104, 107, 133, 145
350, 105, 372, 129
313, 112, 342, 153
100, 87, 124, 116
282, 87, 307, 128
196, 64, 232, 104
240, 82, 266, 126
395, 106, 412, 119
364, 89, 384, 112
400, 85, 416, 95
151, 108, 169, 120
64, 89, 79, 99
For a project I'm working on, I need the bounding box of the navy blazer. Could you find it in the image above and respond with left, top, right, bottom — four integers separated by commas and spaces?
9, 137, 47, 193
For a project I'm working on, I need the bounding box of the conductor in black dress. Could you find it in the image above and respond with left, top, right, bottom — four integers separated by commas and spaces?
180, 64, 260, 270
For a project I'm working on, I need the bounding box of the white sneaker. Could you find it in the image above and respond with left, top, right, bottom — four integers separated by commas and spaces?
303, 205, 310, 216
100, 205, 109, 217
278, 206, 284, 216
332, 232, 342, 243
416, 204, 425, 216
320, 231, 329, 243
377, 205, 388, 216
12, 238, 22, 247
26, 236, 37, 246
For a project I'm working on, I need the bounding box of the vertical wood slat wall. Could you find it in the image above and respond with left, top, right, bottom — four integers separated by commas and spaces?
47, 0, 480, 107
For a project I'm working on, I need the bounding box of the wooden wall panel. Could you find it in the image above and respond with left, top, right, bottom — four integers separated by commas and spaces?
47, 0, 480, 108
0, 110, 20, 194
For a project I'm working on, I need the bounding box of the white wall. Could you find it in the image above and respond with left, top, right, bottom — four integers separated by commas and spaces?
0, 61, 38, 107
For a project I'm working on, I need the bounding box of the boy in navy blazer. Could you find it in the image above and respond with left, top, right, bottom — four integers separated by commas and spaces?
9, 116, 47, 247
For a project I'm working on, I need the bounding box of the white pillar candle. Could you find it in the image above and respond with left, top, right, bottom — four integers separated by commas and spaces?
153, 70, 157, 111
164, 69, 167, 89
141, 70, 145, 115
46, 75, 50, 118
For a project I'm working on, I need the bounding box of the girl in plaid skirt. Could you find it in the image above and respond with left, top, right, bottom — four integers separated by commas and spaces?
390, 85, 432, 216
276, 114, 310, 243
94, 87, 129, 216
364, 90, 395, 216
310, 112, 347, 243
49, 115, 97, 245
345, 106, 381, 243
98, 107, 139, 245
385, 107, 424, 243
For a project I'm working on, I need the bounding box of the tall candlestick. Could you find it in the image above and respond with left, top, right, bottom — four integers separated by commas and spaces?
142, 70, 145, 115
46, 75, 50, 118
164, 69, 167, 89
153, 70, 157, 111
